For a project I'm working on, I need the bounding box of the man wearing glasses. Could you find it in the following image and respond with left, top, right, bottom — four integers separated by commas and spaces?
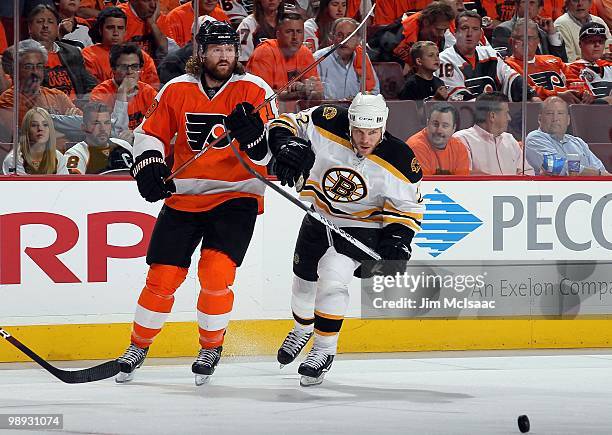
90, 42, 157, 143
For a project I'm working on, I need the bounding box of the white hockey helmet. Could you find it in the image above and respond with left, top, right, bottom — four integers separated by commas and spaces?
348, 92, 389, 136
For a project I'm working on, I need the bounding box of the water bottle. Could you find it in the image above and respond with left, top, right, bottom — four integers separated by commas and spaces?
566, 153, 581, 176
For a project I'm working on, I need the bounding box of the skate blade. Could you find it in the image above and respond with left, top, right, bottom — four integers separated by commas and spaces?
195, 374, 212, 386
300, 373, 325, 387
115, 371, 134, 383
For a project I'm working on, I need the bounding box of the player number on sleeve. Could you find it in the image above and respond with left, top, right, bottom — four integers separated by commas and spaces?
221, 0, 233, 11
66, 155, 80, 169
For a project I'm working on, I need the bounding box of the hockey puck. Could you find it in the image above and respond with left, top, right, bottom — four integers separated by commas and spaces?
517, 415, 530, 433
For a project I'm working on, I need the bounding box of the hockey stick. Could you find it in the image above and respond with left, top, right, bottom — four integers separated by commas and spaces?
166, 3, 376, 182
0, 327, 120, 384
224, 126, 381, 261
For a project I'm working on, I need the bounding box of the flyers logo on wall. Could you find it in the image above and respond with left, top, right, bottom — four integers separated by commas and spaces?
184, 113, 230, 151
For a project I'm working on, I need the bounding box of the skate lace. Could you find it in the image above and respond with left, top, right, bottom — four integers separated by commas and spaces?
281, 330, 312, 356
302, 350, 329, 369
195, 348, 220, 366
118, 345, 146, 365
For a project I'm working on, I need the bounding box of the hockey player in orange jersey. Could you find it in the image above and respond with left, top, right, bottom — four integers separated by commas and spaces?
115, 20, 278, 385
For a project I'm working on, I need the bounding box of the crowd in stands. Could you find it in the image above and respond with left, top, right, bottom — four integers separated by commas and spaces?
0, 0, 610, 176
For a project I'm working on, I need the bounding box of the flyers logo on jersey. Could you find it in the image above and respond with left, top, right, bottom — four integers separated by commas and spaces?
530, 71, 565, 90
323, 167, 367, 203
185, 113, 230, 151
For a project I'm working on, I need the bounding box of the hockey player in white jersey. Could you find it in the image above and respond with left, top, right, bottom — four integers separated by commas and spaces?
268, 93, 424, 386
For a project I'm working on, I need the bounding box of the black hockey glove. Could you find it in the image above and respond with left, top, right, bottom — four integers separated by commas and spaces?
273, 136, 315, 188
130, 150, 176, 202
225, 102, 267, 161
106, 146, 133, 171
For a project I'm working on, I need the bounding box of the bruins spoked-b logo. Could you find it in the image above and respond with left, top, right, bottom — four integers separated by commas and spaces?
185, 113, 230, 151
323, 167, 367, 203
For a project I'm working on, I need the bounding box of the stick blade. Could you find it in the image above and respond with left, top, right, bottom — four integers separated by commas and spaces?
52, 360, 121, 384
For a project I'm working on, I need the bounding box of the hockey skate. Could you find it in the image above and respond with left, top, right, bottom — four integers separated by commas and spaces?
277, 328, 313, 368
298, 349, 334, 387
192, 346, 222, 386
115, 344, 149, 383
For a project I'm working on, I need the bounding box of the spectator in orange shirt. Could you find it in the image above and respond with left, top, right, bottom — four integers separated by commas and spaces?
373, 0, 431, 26
118, 0, 173, 62
161, 0, 229, 47
90, 43, 157, 142
27, 5, 98, 105
407, 103, 470, 175
505, 19, 593, 103
78, 0, 109, 18
0, 39, 81, 141
83, 7, 160, 88
247, 10, 323, 100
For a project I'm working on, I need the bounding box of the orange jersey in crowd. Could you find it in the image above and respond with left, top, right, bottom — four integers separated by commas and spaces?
160, 2, 229, 47
0, 86, 80, 131
346, 0, 362, 18
481, 0, 594, 21
567, 59, 612, 98
246, 39, 320, 90
0, 21, 7, 53
82, 43, 160, 89
372, 0, 430, 26
79, 0, 107, 11
117, 2, 169, 58
406, 128, 470, 176
80, 0, 180, 14
134, 72, 278, 213
504, 55, 574, 98
91, 79, 158, 130
45, 52, 77, 101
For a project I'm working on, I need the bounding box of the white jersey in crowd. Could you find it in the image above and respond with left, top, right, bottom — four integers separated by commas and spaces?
304, 18, 319, 52
436, 44, 519, 100
2, 149, 66, 175
269, 105, 424, 233
237, 14, 259, 63
59, 138, 132, 175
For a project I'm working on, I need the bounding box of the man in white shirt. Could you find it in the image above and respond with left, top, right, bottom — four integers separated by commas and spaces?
453, 92, 535, 175
314, 18, 380, 100
61, 101, 132, 174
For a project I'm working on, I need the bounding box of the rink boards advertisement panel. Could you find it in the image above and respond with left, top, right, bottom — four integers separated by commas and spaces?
0, 177, 611, 360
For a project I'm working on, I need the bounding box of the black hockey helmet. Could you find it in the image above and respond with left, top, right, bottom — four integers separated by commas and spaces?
196, 20, 239, 52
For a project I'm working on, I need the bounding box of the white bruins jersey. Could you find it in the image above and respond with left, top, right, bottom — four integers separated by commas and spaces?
269, 105, 424, 234
61, 138, 132, 175
436, 45, 519, 101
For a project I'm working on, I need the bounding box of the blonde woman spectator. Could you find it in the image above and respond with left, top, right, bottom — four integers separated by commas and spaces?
3, 107, 66, 175
304, 0, 346, 52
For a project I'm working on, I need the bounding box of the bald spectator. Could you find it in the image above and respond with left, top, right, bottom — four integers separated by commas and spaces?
554, 0, 612, 62
314, 18, 379, 99
27, 5, 98, 105
407, 103, 470, 175
247, 10, 323, 100
83, 7, 160, 88
0, 39, 81, 141
526, 96, 607, 175
453, 92, 534, 175
161, 0, 228, 47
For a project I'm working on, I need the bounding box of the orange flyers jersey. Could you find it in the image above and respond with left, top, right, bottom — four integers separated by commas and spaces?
82, 44, 160, 89
407, 128, 470, 176
346, 0, 361, 18
160, 2, 229, 47
505, 55, 573, 98
133, 72, 279, 213
91, 79, 158, 130
118, 3, 169, 58
246, 39, 320, 90
567, 59, 612, 98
